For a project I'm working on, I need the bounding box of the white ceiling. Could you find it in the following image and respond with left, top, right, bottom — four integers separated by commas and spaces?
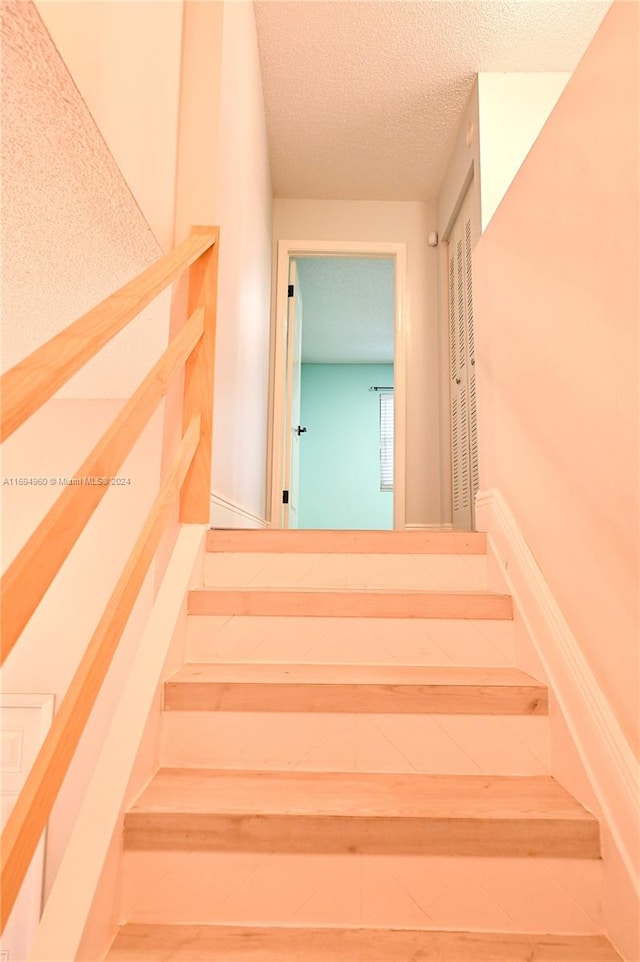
254, 0, 611, 201
296, 256, 395, 363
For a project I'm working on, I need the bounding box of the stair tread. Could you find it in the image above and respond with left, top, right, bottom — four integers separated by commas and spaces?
188, 588, 513, 620
169, 663, 543, 686
106, 924, 622, 961
129, 770, 595, 821
191, 585, 504, 595
164, 664, 547, 715
206, 528, 487, 555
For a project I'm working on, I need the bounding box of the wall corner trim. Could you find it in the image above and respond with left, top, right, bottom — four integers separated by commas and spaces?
404, 523, 454, 531
476, 487, 640, 897
210, 491, 269, 529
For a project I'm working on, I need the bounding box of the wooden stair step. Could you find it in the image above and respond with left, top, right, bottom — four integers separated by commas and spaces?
105, 924, 622, 961
165, 664, 547, 714
206, 528, 487, 555
124, 770, 599, 858
188, 588, 513, 620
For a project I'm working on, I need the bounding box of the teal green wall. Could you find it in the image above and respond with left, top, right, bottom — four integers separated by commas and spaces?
298, 364, 394, 530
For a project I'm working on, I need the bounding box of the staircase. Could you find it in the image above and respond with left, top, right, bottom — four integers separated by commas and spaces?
105, 530, 621, 961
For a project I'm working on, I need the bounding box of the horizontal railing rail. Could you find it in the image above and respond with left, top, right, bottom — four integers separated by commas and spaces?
1, 306, 205, 664
0, 225, 219, 931
0, 231, 215, 444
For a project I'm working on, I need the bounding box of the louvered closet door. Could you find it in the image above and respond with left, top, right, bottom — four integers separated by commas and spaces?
448, 185, 478, 530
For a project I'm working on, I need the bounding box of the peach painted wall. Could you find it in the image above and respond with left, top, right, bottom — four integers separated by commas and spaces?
35, 0, 184, 253
1, 0, 167, 912
211, 1, 273, 523
474, 0, 639, 754
272, 200, 440, 526
174, 0, 273, 524
172, 0, 223, 244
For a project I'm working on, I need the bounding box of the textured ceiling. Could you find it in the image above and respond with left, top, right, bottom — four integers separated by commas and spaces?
1, 0, 169, 398
254, 0, 612, 200
297, 257, 394, 363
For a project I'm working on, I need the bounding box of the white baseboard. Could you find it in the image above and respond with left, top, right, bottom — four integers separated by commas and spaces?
404, 523, 454, 531
476, 488, 640, 897
210, 492, 269, 529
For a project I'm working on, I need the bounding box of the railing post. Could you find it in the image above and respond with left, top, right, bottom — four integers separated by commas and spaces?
179, 226, 219, 523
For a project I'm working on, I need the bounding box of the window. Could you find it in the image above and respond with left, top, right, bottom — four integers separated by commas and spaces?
379, 391, 394, 491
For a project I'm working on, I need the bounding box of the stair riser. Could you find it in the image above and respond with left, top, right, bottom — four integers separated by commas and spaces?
188, 590, 513, 620
164, 683, 547, 715
159, 712, 550, 775
123, 813, 600, 859
120, 851, 605, 934
185, 616, 516, 666
204, 553, 488, 591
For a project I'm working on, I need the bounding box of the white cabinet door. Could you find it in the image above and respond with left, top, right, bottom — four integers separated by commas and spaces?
448, 185, 479, 530
1, 695, 54, 962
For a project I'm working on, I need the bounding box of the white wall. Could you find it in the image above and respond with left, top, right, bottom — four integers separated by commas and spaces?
478, 73, 571, 231
273, 200, 441, 526
211, 1, 273, 523
171, 1, 273, 524
437, 81, 481, 244
35, 0, 184, 253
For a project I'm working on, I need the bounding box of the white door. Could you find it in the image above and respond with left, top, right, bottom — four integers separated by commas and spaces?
448, 185, 479, 530
1, 694, 54, 962
282, 260, 304, 527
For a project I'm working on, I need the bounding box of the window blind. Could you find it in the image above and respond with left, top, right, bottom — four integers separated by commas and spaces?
379, 391, 394, 491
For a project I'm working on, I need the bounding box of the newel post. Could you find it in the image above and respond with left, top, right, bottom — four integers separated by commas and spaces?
179, 225, 220, 523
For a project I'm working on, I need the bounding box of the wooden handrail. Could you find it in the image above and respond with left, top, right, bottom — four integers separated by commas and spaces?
0, 230, 215, 443
0, 415, 200, 929
0, 306, 205, 665
0, 225, 219, 933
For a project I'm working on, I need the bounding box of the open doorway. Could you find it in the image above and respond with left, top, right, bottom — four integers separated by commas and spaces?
270, 241, 407, 529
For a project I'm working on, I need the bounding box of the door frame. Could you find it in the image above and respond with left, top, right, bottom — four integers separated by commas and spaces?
268, 239, 408, 529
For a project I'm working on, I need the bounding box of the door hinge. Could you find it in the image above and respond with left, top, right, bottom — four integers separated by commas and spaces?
282, 489, 289, 504
288, 284, 294, 297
